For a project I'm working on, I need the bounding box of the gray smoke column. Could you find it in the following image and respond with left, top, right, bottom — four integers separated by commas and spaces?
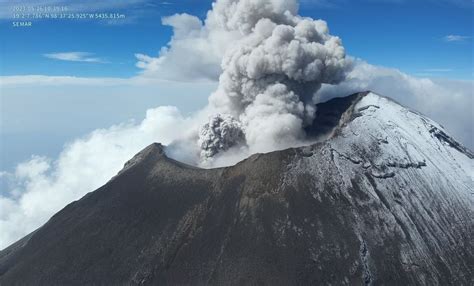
197, 0, 351, 160
198, 114, 245, 161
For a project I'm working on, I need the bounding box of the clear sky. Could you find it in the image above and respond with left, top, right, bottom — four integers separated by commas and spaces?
1, 0, 472, 79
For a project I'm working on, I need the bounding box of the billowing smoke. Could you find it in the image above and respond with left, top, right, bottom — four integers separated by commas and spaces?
199, 0, 351, 160
198, 114, 245, 161
135, 0, 352, 162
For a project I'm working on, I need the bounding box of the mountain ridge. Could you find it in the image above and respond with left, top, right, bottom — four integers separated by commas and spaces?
1, 91, 472, 285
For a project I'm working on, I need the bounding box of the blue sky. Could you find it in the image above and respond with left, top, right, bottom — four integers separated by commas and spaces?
1, 0, 472, 79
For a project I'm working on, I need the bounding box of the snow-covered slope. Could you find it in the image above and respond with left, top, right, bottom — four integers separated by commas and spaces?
292, 92, 472, 200
0, 92, 472, 285
284, 92, 473, 284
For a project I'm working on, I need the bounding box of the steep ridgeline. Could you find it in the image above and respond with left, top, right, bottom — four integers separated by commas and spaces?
1, 92, 472, 285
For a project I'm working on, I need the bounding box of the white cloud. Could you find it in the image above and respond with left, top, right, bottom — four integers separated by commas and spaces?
443, 35, 471, 42
135, 12, 242, 81
43, 52, 106, 63
0, 105, 207, 249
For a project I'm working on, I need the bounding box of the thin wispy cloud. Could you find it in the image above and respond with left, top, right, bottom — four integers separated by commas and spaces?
43, 52, 106, 63
423, 68, 453, 72
414, 68, 452, 77
443, 35, 471, 42
299, 0, 343, 8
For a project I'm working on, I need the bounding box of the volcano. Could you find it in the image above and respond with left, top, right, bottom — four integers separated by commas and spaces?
0, 92, 472, 285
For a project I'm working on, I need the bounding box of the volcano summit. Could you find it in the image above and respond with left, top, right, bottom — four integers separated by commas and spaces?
0, 92, 472, 285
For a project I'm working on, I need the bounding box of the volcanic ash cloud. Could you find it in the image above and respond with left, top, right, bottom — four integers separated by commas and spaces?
198, 114, 246, 161
198, 0, 352, 162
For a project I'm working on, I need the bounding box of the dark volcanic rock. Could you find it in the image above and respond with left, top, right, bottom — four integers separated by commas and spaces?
0, 92, 473, 285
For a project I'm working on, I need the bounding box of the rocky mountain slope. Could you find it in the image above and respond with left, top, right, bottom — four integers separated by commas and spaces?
0, 92, 472, 285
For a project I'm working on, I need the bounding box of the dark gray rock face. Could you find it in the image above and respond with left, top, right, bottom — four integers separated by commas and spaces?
0, 92, 472, 285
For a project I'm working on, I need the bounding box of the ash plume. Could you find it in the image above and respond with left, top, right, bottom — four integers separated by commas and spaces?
200, 0, 351, 160
198, 114, 246, 161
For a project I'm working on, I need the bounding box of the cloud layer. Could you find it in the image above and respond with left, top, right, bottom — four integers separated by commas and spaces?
0, 106, 195, 247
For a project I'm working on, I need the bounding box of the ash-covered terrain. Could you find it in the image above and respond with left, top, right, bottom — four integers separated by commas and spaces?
0, 92, 472, 285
